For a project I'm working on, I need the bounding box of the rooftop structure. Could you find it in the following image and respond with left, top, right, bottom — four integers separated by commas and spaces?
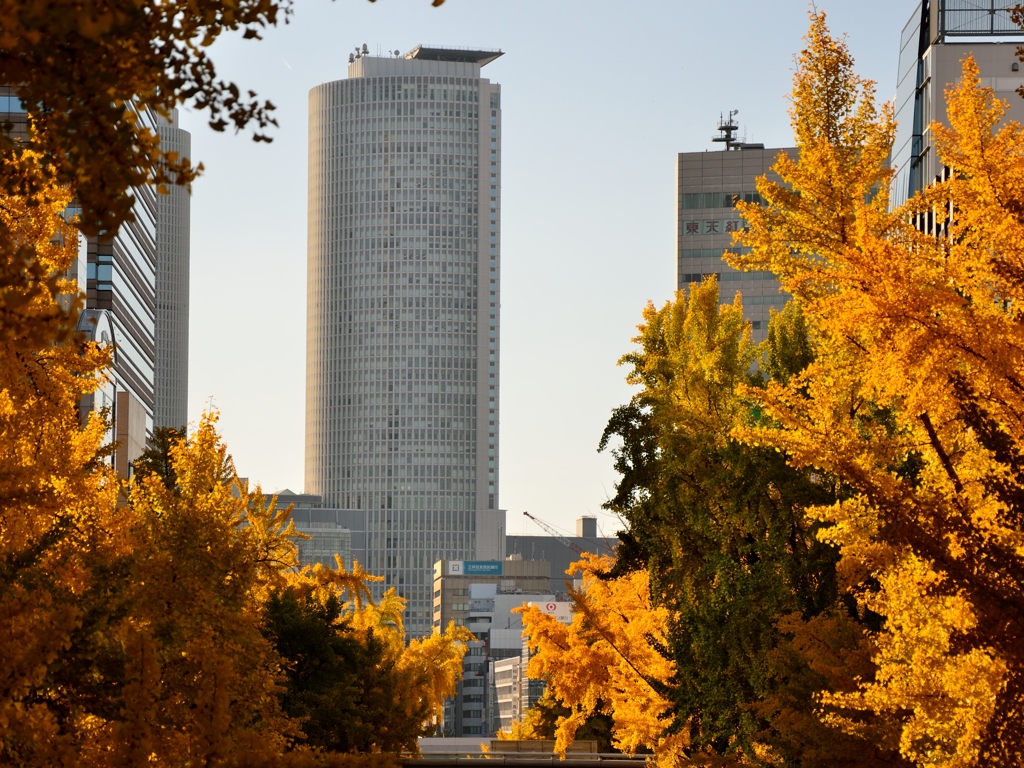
405, 45, 504, 66
932, 0, 1024, 38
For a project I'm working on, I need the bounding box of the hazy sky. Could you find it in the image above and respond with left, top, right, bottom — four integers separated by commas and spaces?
182, 0, 917, 537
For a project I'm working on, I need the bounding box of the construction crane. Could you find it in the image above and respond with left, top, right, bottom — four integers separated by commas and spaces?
522, 511, 586, 556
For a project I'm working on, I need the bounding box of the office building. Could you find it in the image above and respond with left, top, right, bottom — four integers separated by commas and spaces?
1, 87, 151, 474
677, 116, 793, 341
154, 109, 191, 429
893, 0, 1024, 208
432, 558, 553, 736
272, 490, 361, 568
84, 196, 155, 476
306, 45, 505, 637
81, 107, 160, 475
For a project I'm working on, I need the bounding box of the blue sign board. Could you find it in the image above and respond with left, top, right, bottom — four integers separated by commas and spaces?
463, 561, 502, 576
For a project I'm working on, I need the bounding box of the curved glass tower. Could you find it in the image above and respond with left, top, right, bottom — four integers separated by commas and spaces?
306, 46, 504, 636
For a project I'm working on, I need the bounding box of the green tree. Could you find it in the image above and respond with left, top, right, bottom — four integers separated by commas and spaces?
133, 425, 188, 490
599, 279, 899, 766
264, 587, 424, 754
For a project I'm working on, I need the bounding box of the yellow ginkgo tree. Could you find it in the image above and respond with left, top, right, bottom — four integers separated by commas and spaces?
731, 12, 1024, 768
0, 158, 469, 763
518, 554, 684, 765
0, 150, 124, 764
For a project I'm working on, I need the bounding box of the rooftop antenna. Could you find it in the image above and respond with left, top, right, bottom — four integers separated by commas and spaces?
348, 52, 355, 64
361, 43, 369, 55
712, 110, 740, 151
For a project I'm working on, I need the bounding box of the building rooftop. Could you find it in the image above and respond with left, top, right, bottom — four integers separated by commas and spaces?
404, 45, 503, 66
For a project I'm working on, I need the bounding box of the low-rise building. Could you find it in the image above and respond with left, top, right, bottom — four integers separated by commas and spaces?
272, 490, 360, 569
506, 516, 618, 596
434, 559, 554, 736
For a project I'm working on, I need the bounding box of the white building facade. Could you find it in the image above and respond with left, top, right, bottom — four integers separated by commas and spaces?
307, 46, 505, 636
154, 109, 191, 430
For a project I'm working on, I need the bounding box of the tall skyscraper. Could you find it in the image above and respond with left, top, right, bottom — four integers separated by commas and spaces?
154, 109, 191, 429
677, 116, 792, 340
893, 1, 1024, 208
306, 45, 505, 636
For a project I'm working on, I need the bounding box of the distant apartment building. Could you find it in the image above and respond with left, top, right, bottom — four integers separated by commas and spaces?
462, 584, 556, 737
491, 600, 571, 735
433, 558, 551, 736
306, 46, 506, 637
491, 655, 522, 733
676, 116, 792, 342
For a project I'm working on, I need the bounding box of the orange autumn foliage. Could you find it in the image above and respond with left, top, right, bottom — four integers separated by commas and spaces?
518, 554, 685, 765
0, 151, 123, 763
0, 157, 470, 762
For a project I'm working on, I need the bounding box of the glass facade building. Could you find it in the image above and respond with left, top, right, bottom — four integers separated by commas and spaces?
893, 1, 1024, 208
3, 93, 187, 471
306, 47, 505, 637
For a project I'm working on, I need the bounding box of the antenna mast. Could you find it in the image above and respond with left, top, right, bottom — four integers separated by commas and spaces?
712, 109, 740, 150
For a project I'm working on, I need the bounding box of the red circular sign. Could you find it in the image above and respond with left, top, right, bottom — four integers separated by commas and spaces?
545, 603, 557, 611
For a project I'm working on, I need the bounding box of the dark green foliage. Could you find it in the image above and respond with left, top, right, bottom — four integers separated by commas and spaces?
599, 290, 846, 762
263, 588, 427, 754
132, 425, 187, 490
520, 692, 620, 754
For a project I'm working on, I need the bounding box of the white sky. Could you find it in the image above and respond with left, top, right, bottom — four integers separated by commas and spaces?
182, 0, 918, 538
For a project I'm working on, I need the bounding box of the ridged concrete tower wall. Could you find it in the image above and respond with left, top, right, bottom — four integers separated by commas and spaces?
155, 109, 191, 429
306, 52, 502, 636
